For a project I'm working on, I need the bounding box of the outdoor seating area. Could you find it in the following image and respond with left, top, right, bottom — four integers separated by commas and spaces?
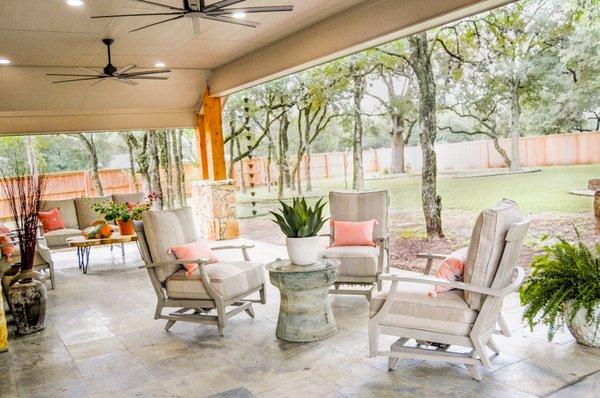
1, 0, 599, 397
1, 235, 599, 397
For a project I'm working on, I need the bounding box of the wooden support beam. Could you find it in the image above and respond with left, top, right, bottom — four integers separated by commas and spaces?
195, 113, 209, 180
199, 88, 227, 181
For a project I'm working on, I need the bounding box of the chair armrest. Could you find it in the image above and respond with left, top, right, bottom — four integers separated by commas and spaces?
210, 244, 254, 251
210, 244, 254, 261
416, 253, 447, 260
138, 258, 209, 270
379, 268, 525, 297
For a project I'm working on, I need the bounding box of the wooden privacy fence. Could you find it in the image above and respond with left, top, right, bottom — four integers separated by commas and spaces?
229, 131, 600, 189
0, 164, 200, 221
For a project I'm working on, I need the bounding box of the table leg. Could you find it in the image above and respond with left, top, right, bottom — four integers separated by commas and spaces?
77, 246, 91, 274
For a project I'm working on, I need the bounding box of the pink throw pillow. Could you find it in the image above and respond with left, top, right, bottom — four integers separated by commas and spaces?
331, 219, 378, 247
169, 241, 219, 277
429, 247, 468, 297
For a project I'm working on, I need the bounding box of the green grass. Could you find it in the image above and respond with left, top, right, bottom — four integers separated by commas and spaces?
310, 165, 599, 213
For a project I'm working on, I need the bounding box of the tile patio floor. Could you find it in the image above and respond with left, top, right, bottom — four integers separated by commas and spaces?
1, 240, 599, 397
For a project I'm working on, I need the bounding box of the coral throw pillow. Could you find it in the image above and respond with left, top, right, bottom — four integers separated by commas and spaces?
429, 247, 468, 297
331, 219, 378, 247
0, 225, 15, 262
39, 208, 65, 232
169, 241, 219, 277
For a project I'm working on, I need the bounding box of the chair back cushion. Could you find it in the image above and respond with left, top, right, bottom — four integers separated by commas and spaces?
40, 199, 78, 229
74, 196, 113, 228
463, 199, 523, 309
169, 207, 198, 243
329, 190, 388, 240
112, 192, 145, 205
141, 210, 188, 282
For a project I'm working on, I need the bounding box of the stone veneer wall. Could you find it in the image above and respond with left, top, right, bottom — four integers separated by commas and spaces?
191, 179, 239, 240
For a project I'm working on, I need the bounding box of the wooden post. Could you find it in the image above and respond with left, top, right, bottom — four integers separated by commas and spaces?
195, 114, 209, 180
201, 88, 227, 181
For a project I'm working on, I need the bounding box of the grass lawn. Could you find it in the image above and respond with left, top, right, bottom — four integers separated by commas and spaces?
308, 164, 599, 214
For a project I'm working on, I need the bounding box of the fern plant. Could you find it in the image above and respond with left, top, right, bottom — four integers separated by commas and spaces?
519, 231, 600, 341
270, 197, 328, 238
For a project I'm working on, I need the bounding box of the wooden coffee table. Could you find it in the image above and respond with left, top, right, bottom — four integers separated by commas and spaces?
67, 234, 138, 274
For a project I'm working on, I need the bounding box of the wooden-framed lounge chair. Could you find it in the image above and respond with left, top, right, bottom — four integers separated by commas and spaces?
135, 207, 266, 336
320, 190, 390, 300
368, 199, 530, 380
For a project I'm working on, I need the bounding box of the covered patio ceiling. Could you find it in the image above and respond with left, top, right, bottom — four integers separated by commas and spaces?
0, 0, 513, 135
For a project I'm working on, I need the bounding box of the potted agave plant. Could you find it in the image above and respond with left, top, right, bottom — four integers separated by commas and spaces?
0, 159, 47, 334
270, 197, 327, 266
520, 231, 600, 347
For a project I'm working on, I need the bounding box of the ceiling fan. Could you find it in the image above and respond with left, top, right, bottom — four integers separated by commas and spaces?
46, 38, 171, 85
91, 0, 294, 34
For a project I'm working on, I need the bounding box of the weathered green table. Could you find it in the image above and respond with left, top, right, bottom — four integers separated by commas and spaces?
267, 258, 339, 342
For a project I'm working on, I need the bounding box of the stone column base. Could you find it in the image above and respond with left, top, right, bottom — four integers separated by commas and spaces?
191, 180, 239, 240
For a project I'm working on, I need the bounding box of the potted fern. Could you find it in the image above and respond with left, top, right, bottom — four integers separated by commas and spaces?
520, 232, 600, 347
270, 197, 327, 265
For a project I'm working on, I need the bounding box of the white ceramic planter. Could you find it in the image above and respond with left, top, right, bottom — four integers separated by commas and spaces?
564, 301, 600, 347
286, 236, 320, 266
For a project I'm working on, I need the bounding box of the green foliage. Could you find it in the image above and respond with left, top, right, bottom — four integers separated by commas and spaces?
90, 200, 150, 222
519, 230, 600, 341
270, 197, 328, 238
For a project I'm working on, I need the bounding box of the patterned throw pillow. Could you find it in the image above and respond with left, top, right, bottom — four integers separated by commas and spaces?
39, 208, 66, 232
428, 247, 468, 297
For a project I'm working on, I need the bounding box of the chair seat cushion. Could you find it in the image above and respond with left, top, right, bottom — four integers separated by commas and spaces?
322, 246, 379, 277
43, 228, 82, 248
166, 261, 264, 300
369, 271, 477, 336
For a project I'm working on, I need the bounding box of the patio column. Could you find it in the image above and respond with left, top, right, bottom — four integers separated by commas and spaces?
193, 87, 239, 240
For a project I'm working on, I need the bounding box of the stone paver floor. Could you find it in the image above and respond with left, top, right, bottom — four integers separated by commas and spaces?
1, 240, 599, 397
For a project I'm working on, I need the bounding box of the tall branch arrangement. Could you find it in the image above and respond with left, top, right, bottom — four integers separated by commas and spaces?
0, 159, 46, 272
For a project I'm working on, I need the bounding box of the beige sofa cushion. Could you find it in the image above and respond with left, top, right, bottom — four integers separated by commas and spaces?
169, 207, 198, 243
74, 196, 112, 228
369, 272, 477, 336
464, 199, 523, 310
321, 246, 379, 277
40, 199, 78, 229
141, 210, 186, 282
112, 193, 145, 204
43, 228, 82, 248
166, 261, 264, 300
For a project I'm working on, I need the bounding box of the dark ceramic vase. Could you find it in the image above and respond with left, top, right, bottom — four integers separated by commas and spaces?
7, 270, 47, 335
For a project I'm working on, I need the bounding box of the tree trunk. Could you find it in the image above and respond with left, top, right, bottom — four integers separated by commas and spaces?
176, 130, 186, 205
147, 130, 164, 209
352, 74, 365, 190
123, 133, 140, 192
410, 32, 443, 238
234, 135, 246, 193
76, 133, 104, 196
137, 133, 151, 193
170, 130, 182, 207
277, 115, 290, 199
281, 116, 291, 188
228, 121, 236, 180
266, 143, 273, 193
157, 131, 173, 208
390, 114, 406, 174
491, 136, 512, 169
509, 80, 521, 172
25, 136, 38, 176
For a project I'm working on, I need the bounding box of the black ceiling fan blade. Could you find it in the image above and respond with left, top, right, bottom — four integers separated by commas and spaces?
125, 76, 170, 80
121, 69, 172, 76
203, 0, 246, 12
132, 0, 185, 10
129, 15, 184, 32
200, 14, 259, 28
91, 12, 183, 19
46, 73, 100, 77
208, 5, 293, 14
52, 77, 103, 84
